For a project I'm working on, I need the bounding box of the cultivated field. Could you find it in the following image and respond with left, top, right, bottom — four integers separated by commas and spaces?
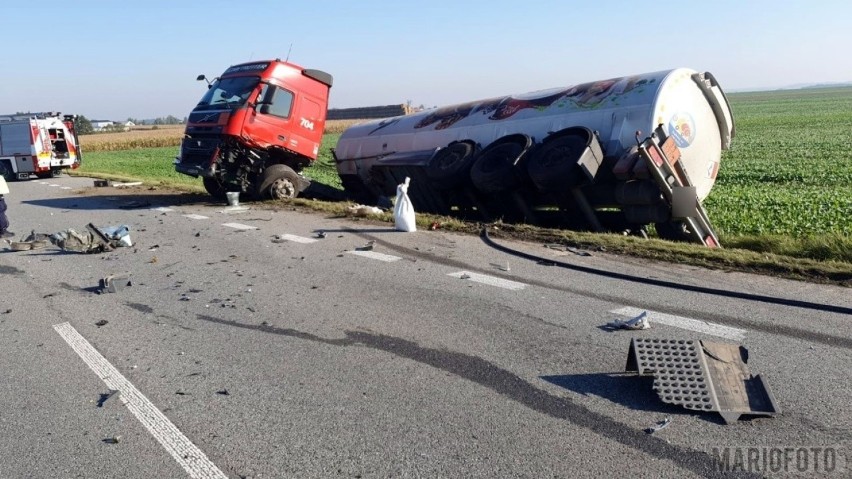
79, 120, 363, 152
705, 87, 852, 238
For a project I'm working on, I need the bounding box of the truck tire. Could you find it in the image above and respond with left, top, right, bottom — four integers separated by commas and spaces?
469, 135, 532, 193
203, 177, 227, 200
36, 170, 57, 179
426, 140, 478, 189
256, 164, 300, 200
526, 128, 592, 191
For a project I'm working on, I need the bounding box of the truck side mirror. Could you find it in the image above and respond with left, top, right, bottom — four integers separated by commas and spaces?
197, 74, 213, 89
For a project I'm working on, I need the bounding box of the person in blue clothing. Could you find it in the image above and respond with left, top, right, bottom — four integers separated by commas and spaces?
0, 196, 12, 239
0, 177, 12, 238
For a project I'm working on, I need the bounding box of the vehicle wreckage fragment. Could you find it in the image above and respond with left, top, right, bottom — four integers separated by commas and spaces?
47, 223, 133, 253
625, 338, 779, 424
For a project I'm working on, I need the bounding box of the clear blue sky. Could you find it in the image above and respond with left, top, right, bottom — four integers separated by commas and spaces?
2, 0, 849, 120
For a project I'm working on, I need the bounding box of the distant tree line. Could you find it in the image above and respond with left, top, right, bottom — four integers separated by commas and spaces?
73, 115, 186, 135
126, 115, 186, 126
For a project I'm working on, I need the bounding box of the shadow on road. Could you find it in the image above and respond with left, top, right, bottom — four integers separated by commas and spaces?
22, 192, 222, 211
541, 373, 693, 417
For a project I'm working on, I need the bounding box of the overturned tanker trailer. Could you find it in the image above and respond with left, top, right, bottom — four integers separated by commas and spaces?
333, 68, 734, 246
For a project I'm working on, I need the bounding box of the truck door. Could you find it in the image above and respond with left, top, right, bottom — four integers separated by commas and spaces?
244, 83, 296, 151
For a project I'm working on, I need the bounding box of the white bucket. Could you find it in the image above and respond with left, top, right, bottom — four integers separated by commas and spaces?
226, 192, 240, 207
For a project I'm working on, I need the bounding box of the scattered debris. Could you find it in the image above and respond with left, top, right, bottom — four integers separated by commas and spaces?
113, 181, 143, 188
429, 221, 441, 231
645, 417, 672, 434
148, 245, 160, 251
97, 389, 118, 407
460, 273, 471, 280
355, 240, 376, 251
93, 179, 112, 187
315, 231, 327, 239
544, 243, 592, 257
345, 204, 383, 217
100, 274, 131, 293
216, 389, 230, 396
46, 224, 133, 253
625, 338, 779, 424
95, 320, 109, 327
102, 435, 122, 444
1, 309, 11, 314
490, 261, 510, 272
7, 231, 51, 251
607, 311, 650, 330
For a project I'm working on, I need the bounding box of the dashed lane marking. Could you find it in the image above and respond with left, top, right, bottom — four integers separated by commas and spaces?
347, 250, 401, 262
183, 214, 209, 220
447, 271, 527, 291
275, 234, 318, 244
153, 207, 174, 212
53, 323, 227, 479
610, 306, 747, 341
61, 186, 72, 190
222, 222, 258, 231
49, 184, 60, 187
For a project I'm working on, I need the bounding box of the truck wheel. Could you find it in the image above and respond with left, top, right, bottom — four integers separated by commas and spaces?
203, 177, 227, 200
526, 129, 591, 191
470, 135, 532, 193
426, 140, 478, 189
36, 170, 57, 179
256, 164, 300, 200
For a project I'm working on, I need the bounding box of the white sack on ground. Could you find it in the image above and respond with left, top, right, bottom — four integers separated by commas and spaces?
393, 177, 416, 232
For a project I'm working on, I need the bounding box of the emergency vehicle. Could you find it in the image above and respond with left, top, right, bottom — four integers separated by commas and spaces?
0, 112, 82, 180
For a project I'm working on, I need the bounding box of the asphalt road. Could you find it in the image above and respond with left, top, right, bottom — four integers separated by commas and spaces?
0, 176, 849, 478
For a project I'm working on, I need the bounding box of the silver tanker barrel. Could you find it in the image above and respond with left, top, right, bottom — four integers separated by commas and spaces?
333, 68, 734, 244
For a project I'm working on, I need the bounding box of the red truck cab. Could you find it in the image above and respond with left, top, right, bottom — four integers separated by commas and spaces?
175, 59, 332, 199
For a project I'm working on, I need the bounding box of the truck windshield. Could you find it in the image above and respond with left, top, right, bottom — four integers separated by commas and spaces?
195, 76, 260, 110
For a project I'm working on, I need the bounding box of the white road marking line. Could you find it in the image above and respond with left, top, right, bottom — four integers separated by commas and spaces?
49, 184, 60, 187
61, 186, 72, 190
153, 207, 174, 212
53, 323, 227, 479
610, 306, 746, 341
347, 250, 401, 262
275, 233, 318, 244
183, 214, 209, 220
222, 222, 258, 230
447, 271, 527, 291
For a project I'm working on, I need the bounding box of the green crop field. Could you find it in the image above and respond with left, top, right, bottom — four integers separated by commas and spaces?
704, 87, 852, 238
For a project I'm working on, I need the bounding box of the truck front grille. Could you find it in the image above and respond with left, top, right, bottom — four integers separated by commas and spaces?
179, 136, 221, 167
